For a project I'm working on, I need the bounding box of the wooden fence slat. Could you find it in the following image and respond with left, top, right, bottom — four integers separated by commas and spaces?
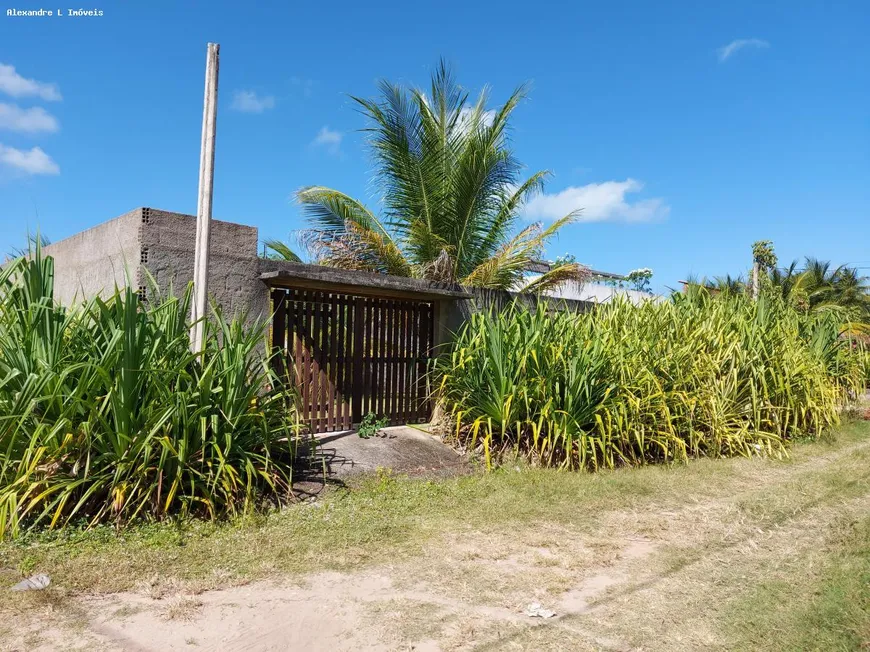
378, 299, 386, 418
298, 292, 308, 424
313, 294, 324, 428
396, 301, 406, 424
351, 296, 364, 423
325, 294, 335, 431
420, 303, 433, 421
336, 295, 345, 430
406, 302, 415, 424
371, 299, 380, 418
379, 299, 387, 418
271, 290, 286, 380
365, 298, 374, 417
388, 299, 399, 425
318, 293, 328, 431
411, 302, 421, 421
342, 295, 351, 429
285, 290, 295, 389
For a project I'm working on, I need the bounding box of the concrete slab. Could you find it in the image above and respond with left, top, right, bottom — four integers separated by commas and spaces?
301, 424, 466, 482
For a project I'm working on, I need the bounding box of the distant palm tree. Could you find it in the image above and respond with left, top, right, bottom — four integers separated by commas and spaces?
681, 255, 869, 322
291, 61, 585, 292
833, 267, 870, 314
709, 274, 746, 296
768, 257, 869, 319
768, 260, 802, 301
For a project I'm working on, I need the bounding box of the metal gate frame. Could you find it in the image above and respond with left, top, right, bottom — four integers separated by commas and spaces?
271, 288, 434, 433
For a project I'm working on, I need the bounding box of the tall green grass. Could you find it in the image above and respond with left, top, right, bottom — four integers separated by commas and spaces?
0, 251, 299, 537
436, 292, 863, 469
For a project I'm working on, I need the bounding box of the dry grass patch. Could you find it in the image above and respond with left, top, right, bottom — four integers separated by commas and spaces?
160, 596, 204, 622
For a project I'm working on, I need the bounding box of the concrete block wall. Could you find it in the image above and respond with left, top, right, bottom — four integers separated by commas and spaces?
42, 207, 272, 322
139, 208, 268, 320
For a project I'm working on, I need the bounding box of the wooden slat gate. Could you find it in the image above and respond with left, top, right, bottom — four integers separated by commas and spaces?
270, 288, 434, 433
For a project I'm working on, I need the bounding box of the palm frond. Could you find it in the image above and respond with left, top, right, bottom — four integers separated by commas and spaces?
262, 239, 302, 262
461, 216, 575, 289
522, 262, 590, 295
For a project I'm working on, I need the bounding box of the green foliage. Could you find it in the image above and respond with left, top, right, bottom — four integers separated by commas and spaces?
262, 239, 302, 262
435, 293, 863, 470
626, 267, 653, 293
0, 251, 300, 538
357, 413, 389, 439
858, 346, 870, 387
752, 240, 778, 270
688, 254, 870, 321
291, 60, 586, 293
769, 257, 870, 320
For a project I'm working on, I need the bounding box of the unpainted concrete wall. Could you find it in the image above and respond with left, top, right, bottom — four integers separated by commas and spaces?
437, 287, 592, 346
42, 207, 271, 322
139, 208, 267, 320
41, 208, 142, 307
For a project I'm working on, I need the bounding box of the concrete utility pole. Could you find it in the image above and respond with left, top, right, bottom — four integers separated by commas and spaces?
751, 262, 760, 301
191, 42, 220, 352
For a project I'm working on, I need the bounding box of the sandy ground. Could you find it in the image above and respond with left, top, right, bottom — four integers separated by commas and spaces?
31, 540, 659, 652
6, 429, 870, 652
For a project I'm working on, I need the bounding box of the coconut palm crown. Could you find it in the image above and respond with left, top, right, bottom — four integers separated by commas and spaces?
294, 61, 586, 292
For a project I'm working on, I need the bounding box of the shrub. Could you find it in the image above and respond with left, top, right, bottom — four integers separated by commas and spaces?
435, 292, 863, 469
0, 252, 299, 537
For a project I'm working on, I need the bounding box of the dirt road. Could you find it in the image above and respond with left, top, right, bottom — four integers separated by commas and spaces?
6, 425, 870, 651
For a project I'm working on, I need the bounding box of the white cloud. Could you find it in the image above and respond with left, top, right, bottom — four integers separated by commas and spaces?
312, 126, 343, 155
717, 38, 770, 62
419, 94, 496, 135
456, 106, 496, 133
290, 76, 315, 98
0, 144, 59, 175
0, 63, 62, 101
230, 90, 275, 113
0, 103, 59, 133
522, 179, 669, 223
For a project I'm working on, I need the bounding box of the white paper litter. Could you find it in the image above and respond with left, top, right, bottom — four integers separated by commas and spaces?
524, 602, 556, 618
10, 573, 51, 591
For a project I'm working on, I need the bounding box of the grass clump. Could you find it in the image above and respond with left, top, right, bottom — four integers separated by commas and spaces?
0, 250, 300, 538
436, 293, 864, 469
728, 514, 870, 651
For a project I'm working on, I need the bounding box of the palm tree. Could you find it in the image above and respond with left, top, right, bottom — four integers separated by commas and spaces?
768, 260, 802, 299
768, 257, 870, 319
293, 61, 586, 292
832, 266, 870, 316
709, 274, 746, 296
262, 239, 302, 262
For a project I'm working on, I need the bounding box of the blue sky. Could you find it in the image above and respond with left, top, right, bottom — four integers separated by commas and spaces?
1, 0, 868, 291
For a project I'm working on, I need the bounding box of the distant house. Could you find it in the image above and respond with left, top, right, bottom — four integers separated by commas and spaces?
522, 261, 661, 306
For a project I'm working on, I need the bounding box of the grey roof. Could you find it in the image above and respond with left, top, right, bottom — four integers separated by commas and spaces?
527, 259, 625, 281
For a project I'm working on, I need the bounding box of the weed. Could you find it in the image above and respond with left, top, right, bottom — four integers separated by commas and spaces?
358, 412, 389, 439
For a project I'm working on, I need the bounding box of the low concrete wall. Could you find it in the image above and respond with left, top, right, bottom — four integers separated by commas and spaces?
438, 287, 592, 346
